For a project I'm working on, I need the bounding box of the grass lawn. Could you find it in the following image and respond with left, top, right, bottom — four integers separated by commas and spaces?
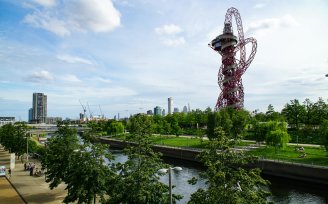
110, 134, 328, 166
111, 134, 254, 149
151, 136, 209, 149
248, 145, 328, 166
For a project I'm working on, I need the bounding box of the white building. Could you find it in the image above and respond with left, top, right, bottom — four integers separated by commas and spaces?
168, 97, 173, 114
0, 117, 15, 126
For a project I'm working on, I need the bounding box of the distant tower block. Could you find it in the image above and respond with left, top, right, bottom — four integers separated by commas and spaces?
209, 7, 257, 110
168, 97, 173, 114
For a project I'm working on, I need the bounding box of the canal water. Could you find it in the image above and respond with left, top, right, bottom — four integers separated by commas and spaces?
110, 150, 328, 204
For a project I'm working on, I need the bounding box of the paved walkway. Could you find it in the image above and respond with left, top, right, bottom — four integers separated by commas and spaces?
0, 147, 67, 203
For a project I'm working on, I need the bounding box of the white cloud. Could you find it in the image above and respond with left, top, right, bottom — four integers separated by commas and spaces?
254, 3, 265, 9
61, 74, 81, 83
155, 24, 182, 35
89, 77, 112, 84
27, 70, 54, 82
23, 0, 121, 36
162, 37, 185, 47
57, 54, 93, 65
246, 14, 299, 36
31, 0, 56, 7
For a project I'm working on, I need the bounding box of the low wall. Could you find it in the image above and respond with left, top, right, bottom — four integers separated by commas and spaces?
100, 137, 328, 185
252, 159, 328, 185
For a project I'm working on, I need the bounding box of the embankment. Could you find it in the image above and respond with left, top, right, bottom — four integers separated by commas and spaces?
100, 137, 328, 185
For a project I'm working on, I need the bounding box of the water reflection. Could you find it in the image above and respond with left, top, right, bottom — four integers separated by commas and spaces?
109, 150, 328, 204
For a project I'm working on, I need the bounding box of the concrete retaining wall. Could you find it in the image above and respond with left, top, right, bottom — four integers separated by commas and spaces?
253, 159, 328, 185
100, 137, 328, 185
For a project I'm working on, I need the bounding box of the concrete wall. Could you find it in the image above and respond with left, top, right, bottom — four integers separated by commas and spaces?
100, 137, 328, 185
253, 159, 328, 185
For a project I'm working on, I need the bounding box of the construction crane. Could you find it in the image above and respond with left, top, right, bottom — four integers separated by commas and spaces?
87, 102, 93, 119
99, 105, 104, 119
79, 100, 87, 121
209, 7, 257, 110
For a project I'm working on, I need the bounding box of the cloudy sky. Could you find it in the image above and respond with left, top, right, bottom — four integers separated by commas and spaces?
0, 0, 327, 121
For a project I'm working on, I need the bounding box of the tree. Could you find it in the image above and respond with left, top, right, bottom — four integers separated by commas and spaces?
251, 119, 267, 144
41, 124, 79, 189
0, 123, 27, 157
206, 111, 217, 139
281, 99, 306, 130
319, 120, 328, 154
188, 127, 271, 204
108, 121, 124, 136
64, 143, 115, 204
230, 109, 250, 139
106, 114, 182, 203
265, 121, 290, 153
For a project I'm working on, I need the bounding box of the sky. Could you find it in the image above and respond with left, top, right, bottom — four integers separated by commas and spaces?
0, 0, 328, 121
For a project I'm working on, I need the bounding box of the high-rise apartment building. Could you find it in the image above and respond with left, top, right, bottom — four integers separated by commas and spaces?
183, 106, 188, 113
32, 93, 47, 123
154, 106, 162, 116
168, 97, 173, 114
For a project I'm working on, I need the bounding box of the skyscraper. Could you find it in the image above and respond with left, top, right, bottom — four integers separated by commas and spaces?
168, 97, 173, 114
154, 106, 162, 116
32, 93, 47, 123
183, 106, 188, 113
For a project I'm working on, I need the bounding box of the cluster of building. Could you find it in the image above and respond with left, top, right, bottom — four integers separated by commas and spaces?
146, 97, 190, 116
0, 94, 191, 127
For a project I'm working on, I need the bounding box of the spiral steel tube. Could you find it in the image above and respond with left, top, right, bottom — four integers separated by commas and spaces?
209, 7, 257, 110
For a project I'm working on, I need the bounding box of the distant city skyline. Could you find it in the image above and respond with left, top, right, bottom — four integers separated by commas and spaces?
0, 0, 327, 121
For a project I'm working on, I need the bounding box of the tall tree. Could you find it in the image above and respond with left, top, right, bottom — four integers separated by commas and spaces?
282, 99, 306, 130
64, 143, 115, 204
319, 120, 328, 154
265, 121, 290, 153
188, 127, 271, 204
106, 114, 182, 203
41, 125, 79, 189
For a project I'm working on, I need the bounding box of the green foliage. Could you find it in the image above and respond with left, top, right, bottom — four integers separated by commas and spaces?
41, 124, 79, 189
249, 145, 328, 166
265, 121, 290, 152
106, 114, 182, 203
319, 120, 328, 154
64, 143, 115, 204
188, 127, 271, 204
0, 123, 27, 156
282, 99, 306, 130
108, 121, 124, 135
207, 108, 249, 140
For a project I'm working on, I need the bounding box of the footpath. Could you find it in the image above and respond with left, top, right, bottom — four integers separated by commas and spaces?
0, 147, 67, 204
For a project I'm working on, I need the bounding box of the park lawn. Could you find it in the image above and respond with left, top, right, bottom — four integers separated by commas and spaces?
248, 145, 328, 166
151, 136, 209, 149
111, 134, 253, 149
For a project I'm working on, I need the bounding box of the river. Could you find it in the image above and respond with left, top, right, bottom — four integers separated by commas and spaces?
110, 150, 328, 204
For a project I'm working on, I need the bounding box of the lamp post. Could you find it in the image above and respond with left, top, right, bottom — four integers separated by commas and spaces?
26, 133, 30, 163
158, 166, 182, 204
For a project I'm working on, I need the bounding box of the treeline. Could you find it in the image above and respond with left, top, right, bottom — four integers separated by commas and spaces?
88, 97, 328, 147
29, 116, 273, 203
0, 123, 41, 158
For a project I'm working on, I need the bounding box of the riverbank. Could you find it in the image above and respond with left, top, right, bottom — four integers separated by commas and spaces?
100, 137, 328, 185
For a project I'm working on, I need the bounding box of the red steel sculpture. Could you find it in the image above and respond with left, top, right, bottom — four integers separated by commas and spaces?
209, 7, 257, 110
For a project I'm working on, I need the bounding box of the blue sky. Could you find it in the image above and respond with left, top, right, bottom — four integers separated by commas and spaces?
0, 0, 327, 121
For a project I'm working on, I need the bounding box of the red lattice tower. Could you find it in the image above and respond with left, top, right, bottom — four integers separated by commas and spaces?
209, 7, 257, 110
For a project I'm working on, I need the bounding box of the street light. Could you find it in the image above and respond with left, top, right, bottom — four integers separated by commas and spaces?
26, 133, 31, 163
158, 166, 182, 204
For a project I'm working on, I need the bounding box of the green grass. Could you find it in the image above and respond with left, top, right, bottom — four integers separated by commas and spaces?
151, 136, 209, 149
248, 145, 328, 166
110, 134, 328, 166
